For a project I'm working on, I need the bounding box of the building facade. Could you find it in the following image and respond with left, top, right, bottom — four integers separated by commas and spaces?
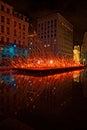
0, 1, 29, 47
37, 13, 73, 57
81, 32, 87, 64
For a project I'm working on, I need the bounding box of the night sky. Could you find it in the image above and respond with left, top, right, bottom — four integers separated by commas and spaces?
3, 0, 87, 44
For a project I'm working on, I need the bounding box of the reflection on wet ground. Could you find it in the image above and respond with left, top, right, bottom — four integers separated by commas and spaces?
0, 69, 87, 129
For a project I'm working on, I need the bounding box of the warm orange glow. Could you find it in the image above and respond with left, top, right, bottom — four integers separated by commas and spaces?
7, 37, 84, 70
0, 69, 83, 113
10, 55, 83, 70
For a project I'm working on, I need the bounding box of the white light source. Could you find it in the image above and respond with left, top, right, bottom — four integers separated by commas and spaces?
37, 60, 40, 64
44, 45, 46, 47
50, 60, 53, 64
30, 42, 32, 45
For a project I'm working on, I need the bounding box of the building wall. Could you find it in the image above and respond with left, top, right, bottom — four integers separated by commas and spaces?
57, 13, 73, 57
37, 13, 73, 57
0, 1, 29, 47
81, 32, 87, 64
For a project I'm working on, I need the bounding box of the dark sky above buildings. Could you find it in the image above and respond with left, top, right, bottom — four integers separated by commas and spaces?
3, 0, 87, 44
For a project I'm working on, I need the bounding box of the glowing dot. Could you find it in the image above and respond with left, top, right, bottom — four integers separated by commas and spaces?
30, 42, 32, 45
13, 44, 16, 47
50, 60, 53, 64
37, 60, 40, 64
44, 45, 46, 47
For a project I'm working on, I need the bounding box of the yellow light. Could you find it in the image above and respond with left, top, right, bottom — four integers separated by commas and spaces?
0, 47, 4, 50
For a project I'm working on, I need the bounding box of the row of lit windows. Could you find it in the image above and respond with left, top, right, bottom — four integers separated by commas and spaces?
0, 26, 26, 38
0, 16, 10, 24
14, 21, 25, 30
39, 33, 56, 39
0, 36, 10, 43
14, 30, 25, 38
0, 25, 10, 34
38, 19, 57, 29
0, 2, 29, 22
38, 20, 57, 41
13, 11, 29, 22
38, 30, 56, 38
0, 3, 11, 14
39, 29, 56, 34
0, 16, 26, 30
38, 24, 57, 32
0, 36, 25, 45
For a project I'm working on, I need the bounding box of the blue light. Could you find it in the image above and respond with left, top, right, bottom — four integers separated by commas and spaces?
9, 47, 14, 53
12, 43, 17, 48
13, 44, 16, 48
13, 82, 17, 88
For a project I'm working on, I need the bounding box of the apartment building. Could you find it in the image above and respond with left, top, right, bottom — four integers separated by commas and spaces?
37, 13, 73, 57
0, 1, 29, 47
81, 32, 87, 64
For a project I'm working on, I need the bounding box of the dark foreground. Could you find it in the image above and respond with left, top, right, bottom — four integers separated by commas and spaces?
12, 66, 85, 76
0, 67, 87, 130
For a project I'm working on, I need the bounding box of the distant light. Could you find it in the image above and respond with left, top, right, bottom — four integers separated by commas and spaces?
13, 44, 17, 47
44, 45, 46, 47
29, 48, 31, 50
50, 60, 53, 64
0, 47, 4, 50
12, 43, 17, 48
37, 60, 40, 64
9, 47, 14, 53
30, 42, 32, 45
54, 39, 56, 42
29, 80, 32, 83
13, 83, 16, 88
47, 44, 50, 47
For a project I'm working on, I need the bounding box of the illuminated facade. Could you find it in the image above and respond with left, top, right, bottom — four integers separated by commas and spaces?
81, 32, 87, 64
0, 1, 29, 47
28, 33, 45, 58
37, 13, 73, 57
73, 45, 80, 63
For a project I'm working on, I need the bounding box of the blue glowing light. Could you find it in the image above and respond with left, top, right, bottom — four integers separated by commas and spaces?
1, 73, 17, 88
